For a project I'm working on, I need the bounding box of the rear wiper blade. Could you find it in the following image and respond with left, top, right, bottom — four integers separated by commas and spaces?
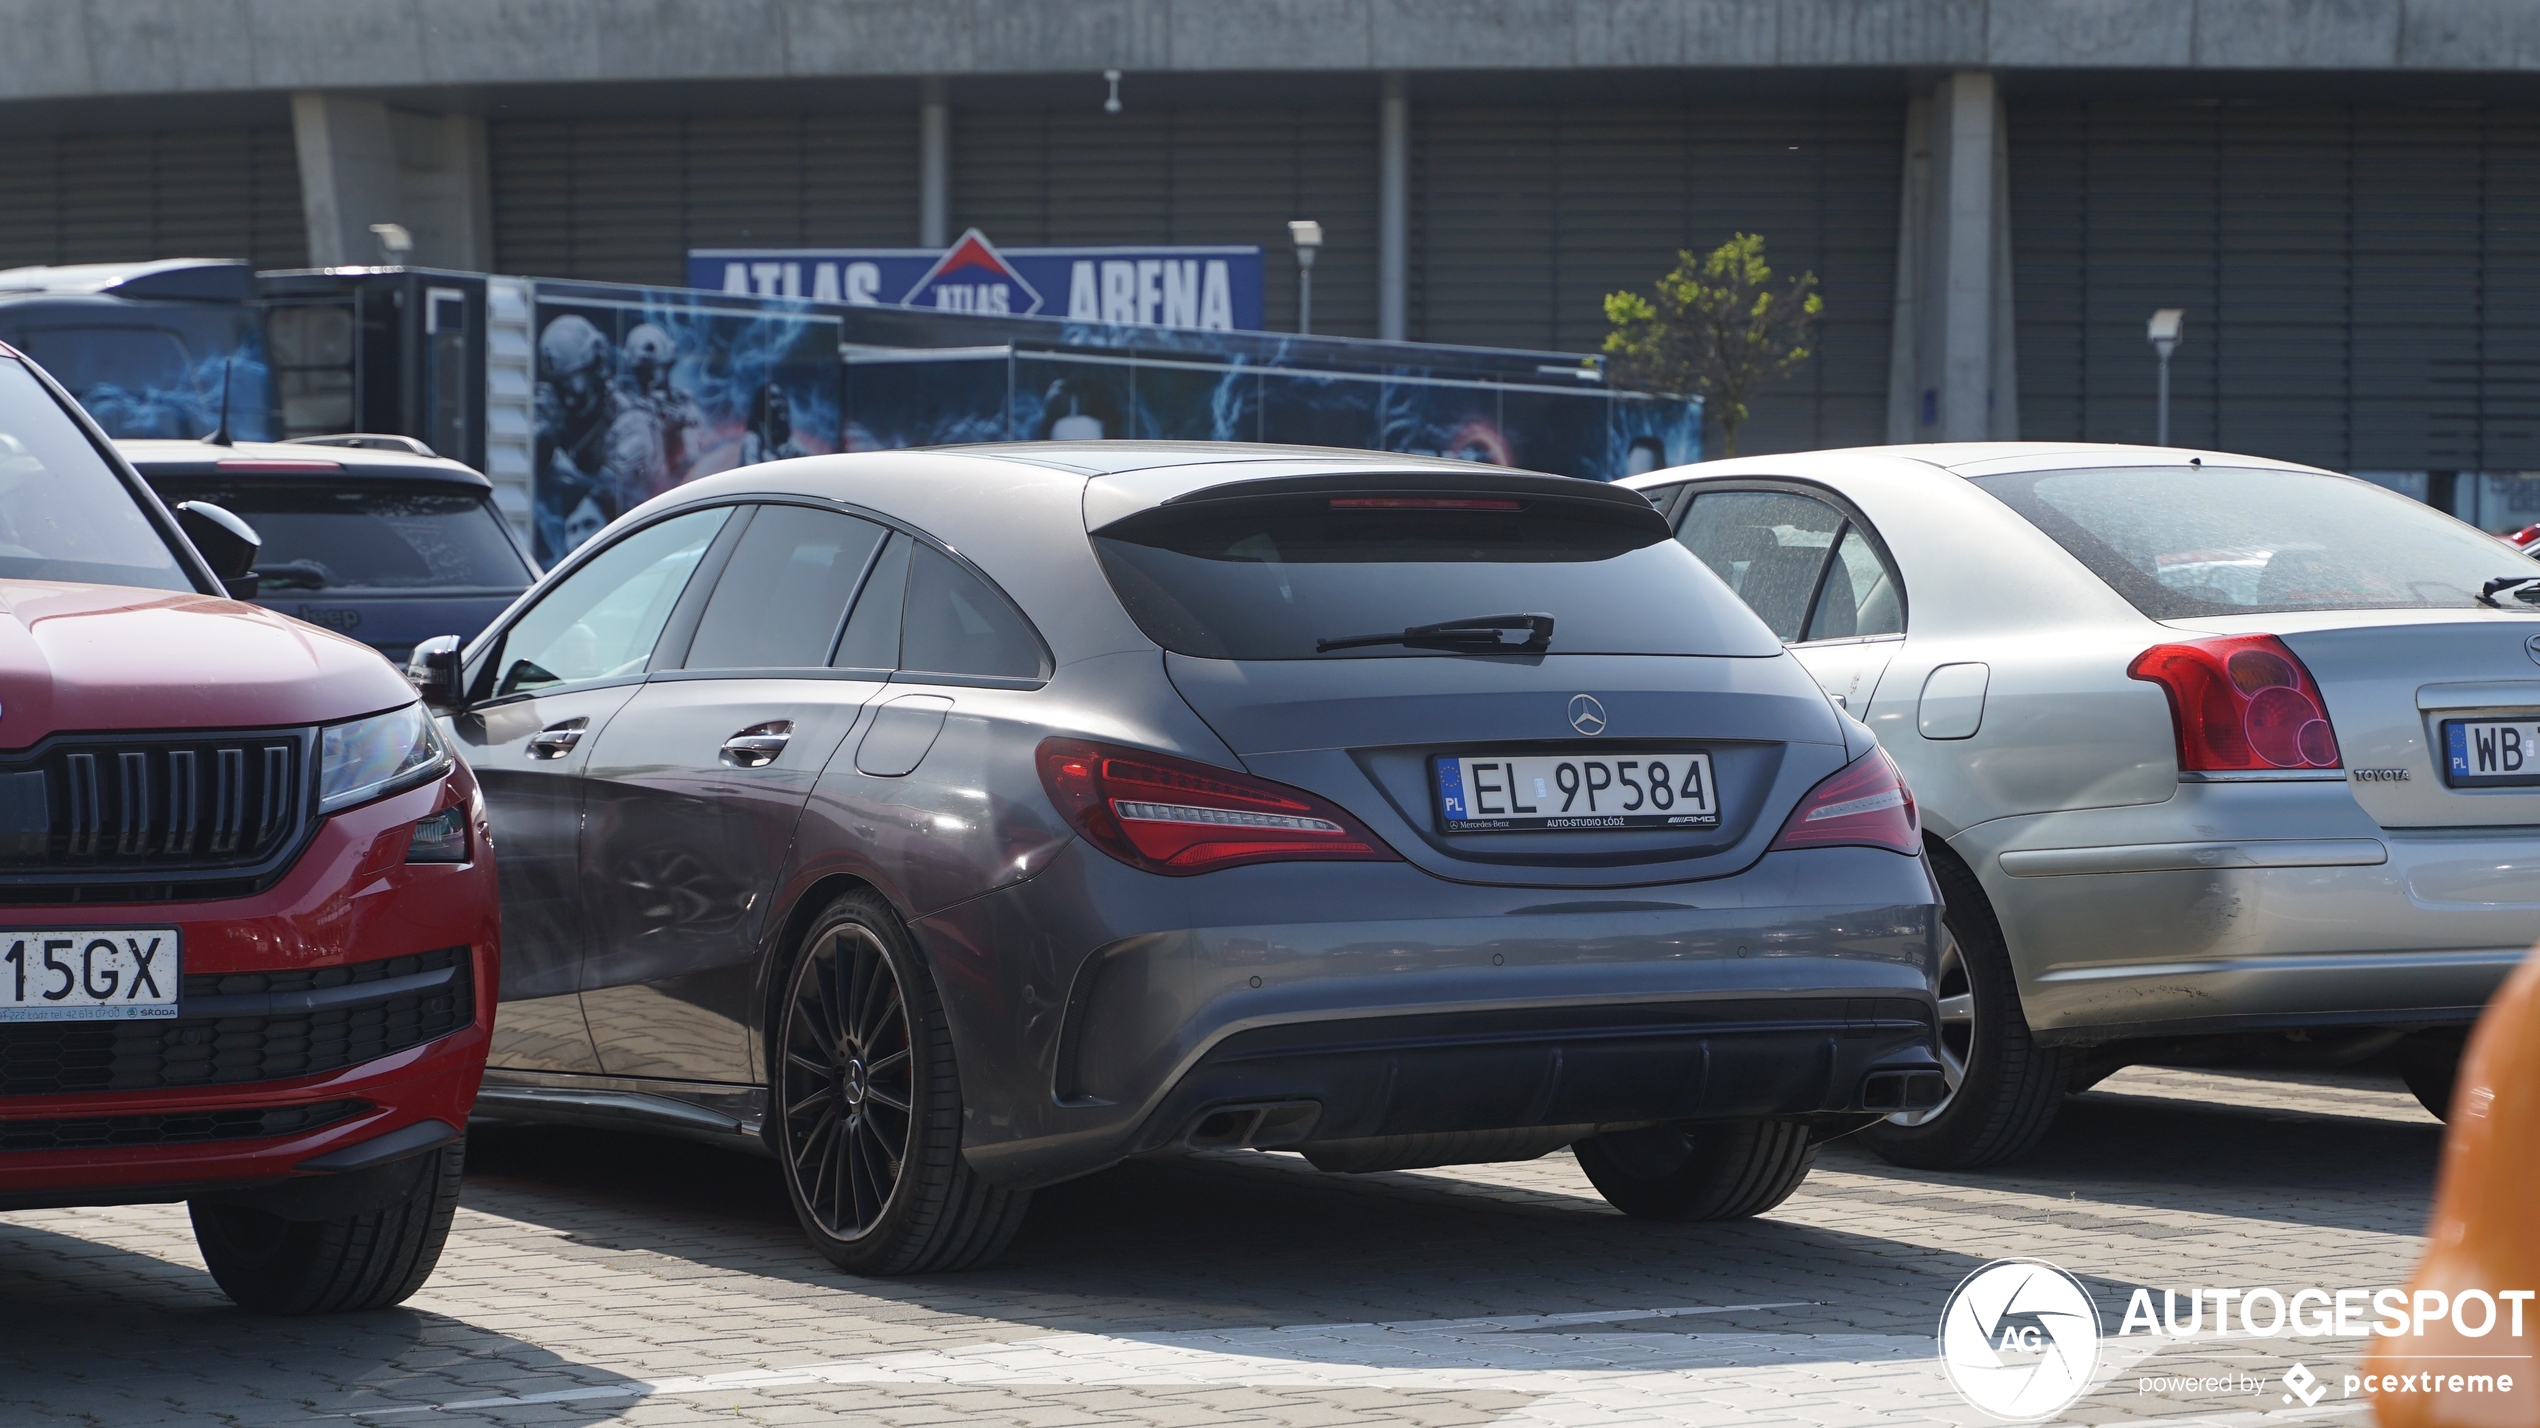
1316, 612, 1554, 654
2478, 576, 2540, 607
251, 559, 333, 591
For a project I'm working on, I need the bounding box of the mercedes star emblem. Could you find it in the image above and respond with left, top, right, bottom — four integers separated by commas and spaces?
1567, 694, 1607, 736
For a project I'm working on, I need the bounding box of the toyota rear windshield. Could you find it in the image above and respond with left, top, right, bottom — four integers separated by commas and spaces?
1972, 466, 2540, 619
1089, 489, 1780, 659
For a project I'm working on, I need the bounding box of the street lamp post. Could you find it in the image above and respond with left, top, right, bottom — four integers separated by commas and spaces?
2147, 308, 2184, 447
1288, 220, 1324, 335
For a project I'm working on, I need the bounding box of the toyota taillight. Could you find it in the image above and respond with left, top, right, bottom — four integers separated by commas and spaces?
2127, 633, 2341, 772
1769, 748, 1920, 856
1035, 738, 1401, 876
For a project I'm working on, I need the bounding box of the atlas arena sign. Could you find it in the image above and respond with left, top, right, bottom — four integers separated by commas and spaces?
689, 230, 1264, 331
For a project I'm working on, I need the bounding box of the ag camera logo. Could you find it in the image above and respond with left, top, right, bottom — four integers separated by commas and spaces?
1939, 1258, 2103, 1420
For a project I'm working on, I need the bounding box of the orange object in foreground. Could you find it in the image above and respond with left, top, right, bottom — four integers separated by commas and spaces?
2371, 947, 2540, 1428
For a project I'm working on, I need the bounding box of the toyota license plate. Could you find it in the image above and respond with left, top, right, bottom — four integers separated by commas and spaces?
2444, 718, 2540, 788
0, 930, 181, 1021
1436, 752, 1717, 831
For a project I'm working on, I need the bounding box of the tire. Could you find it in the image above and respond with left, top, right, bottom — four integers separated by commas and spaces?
1574, 1120, 1817, 1220
1860, 853, 2068, 1170
189, 1138, 464, 1315
2394, 1031, 2465, 1122
771, 889, 1028, 1275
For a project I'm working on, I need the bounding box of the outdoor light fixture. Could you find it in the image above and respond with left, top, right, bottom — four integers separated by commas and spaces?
369, 222, 414, 265
2148, 308, 2184, 447
1103, 69, 1123, 115
1290, 219, 1324, 334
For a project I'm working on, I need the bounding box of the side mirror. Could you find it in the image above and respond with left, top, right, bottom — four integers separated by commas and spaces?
407, 635, 465, 712
174, 500, 261, 599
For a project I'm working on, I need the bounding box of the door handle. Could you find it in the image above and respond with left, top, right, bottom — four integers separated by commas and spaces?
721, 720, 794, 768
526, 717, 588, 760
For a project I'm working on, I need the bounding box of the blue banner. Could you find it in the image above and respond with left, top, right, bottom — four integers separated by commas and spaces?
689, 230, 1265, 332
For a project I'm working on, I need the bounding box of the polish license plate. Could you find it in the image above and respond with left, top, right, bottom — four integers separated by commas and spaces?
1436, 752, 1718, 831
0, 930, 181, 1022
2444, 719, 2540, 788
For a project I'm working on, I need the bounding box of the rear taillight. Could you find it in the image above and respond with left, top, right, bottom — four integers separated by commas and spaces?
1769, 748, 1920, 856
2127, 633, 2341, 772
1035, 739, 1401, 876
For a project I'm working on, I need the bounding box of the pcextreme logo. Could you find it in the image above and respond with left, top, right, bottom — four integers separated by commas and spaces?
1938, 1259, 2103, 1421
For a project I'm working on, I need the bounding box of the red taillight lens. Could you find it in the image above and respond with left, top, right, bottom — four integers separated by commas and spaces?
1769, 748, 1920, 856
1035, 738, 1402, 876
2127, 634, 2341, 771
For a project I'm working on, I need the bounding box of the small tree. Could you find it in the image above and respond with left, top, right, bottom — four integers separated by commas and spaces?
1603, 234, 1823, 459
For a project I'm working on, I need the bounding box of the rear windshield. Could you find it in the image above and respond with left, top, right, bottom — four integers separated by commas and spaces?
1972, 466, 2540, 618
147, 479, 532, 593
0, 360, 189, 591
1090, 492, 1779, 659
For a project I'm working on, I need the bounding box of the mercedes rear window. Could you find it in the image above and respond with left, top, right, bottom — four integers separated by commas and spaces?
146, 479, 532, 593
1090, 490, 1780, 660
1973, 466, 2540, 619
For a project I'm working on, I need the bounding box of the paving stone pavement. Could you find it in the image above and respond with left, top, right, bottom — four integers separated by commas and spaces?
0, 1066, 2464, 1427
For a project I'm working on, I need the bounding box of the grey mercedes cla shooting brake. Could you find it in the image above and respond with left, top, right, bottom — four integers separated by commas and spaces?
416, 443, 1944, 1274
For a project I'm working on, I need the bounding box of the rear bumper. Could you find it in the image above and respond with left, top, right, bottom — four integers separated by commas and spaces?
0, 770, 499, 1210
909, 839, 1942, 1188
1957, 782, 2537, 1043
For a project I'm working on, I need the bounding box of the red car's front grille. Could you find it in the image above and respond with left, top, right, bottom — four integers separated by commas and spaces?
0, 948, 472, 1098
0, 1099, 365, 1153
0, 728, 313, 902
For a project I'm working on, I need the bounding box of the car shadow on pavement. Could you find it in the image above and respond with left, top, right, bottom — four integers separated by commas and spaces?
0, 1216, 641, 1426
1816, 1078, 2441, 1238
463, 1121, 1995, 1339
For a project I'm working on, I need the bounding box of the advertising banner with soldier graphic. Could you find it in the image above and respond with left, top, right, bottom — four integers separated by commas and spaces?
532, 284, 842, 564
841, 344, 1700, 483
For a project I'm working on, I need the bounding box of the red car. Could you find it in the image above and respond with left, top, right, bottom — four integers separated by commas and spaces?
0, 345, 498, 1313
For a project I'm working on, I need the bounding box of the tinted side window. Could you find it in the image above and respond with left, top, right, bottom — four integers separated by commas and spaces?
1676, 490, 1843, 641
684, 507, 886, 669
831, 532, 909, 670
900, 544, 1045, 680
487, 506, 729, 697
1803, 525, 1905, 641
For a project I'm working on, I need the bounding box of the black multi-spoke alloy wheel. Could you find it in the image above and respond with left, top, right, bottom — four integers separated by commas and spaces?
189, 1138, 466, 1314
1574, 1120, 1817, 1220
1859, 853, 2067, 1169
772, 890, 1028, 1274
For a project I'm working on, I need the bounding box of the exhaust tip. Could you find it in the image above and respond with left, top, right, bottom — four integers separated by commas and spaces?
1860, 1068, 1947, 1112
1180, 1101, 1320, 1150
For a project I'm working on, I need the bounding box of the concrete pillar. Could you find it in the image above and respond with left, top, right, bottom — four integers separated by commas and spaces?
292, 93, 491, 270
919, 77, 951, 248
1378, 72, 1410, 342
1886, 71, 2018, 444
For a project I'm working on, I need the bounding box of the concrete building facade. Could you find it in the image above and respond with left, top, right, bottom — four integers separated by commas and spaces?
5, 0, 2540, 504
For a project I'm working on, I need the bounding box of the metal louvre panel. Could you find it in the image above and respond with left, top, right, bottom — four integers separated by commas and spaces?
2011, 101, 2540, 472
1414, 100, 1903, 453
950, 106, 1376, 336
0, 127, 305, 270
488, 114, 922, 285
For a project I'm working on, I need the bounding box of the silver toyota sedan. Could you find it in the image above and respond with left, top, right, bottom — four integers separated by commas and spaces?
413, 443, 1944, 1273
1624, 443, 2540, 1169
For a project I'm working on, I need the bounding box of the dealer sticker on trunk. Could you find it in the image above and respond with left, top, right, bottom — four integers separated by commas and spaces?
1436, 752, 1718, 832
